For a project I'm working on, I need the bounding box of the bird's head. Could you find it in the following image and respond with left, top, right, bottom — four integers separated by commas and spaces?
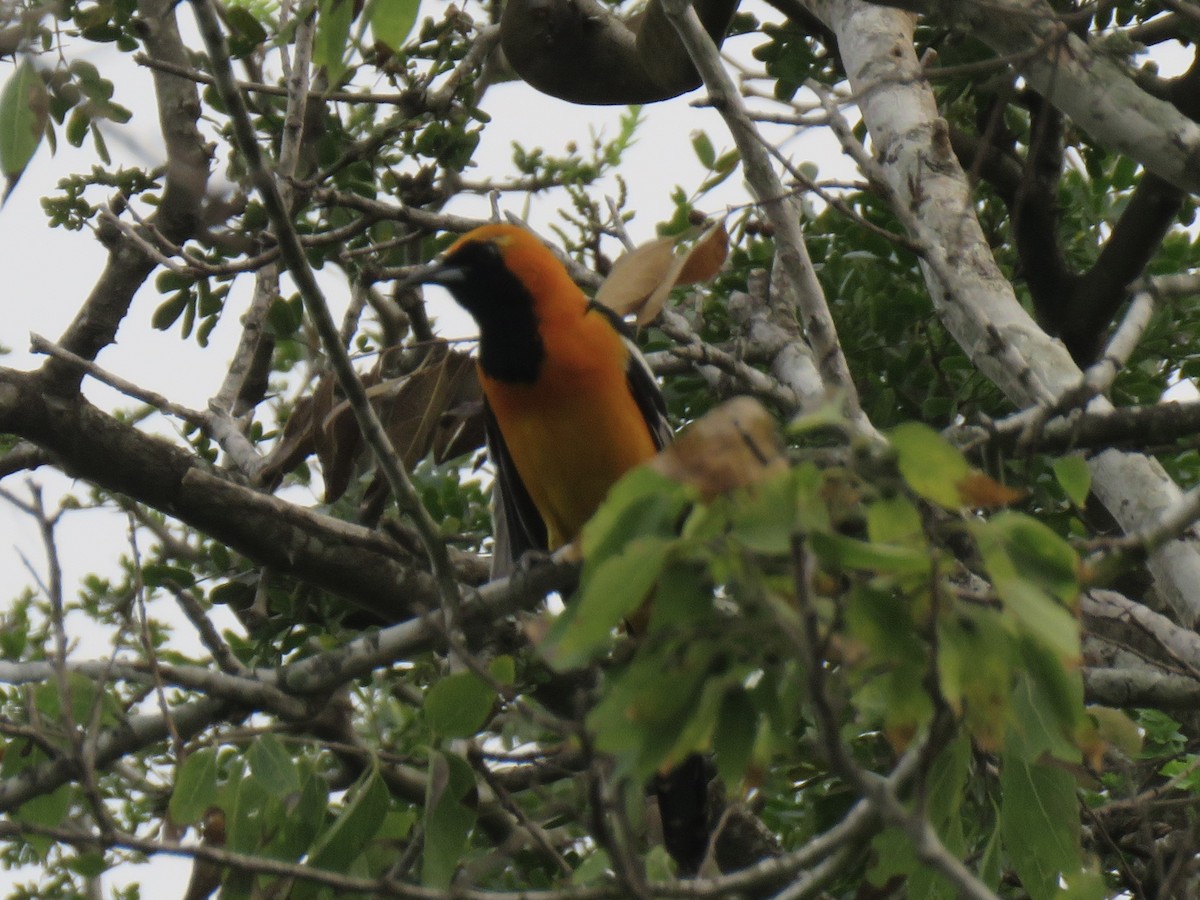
411, 224, 582, 322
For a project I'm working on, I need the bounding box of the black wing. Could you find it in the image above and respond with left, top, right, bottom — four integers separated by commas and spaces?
484, 402, 549, 578
589, 301, 673, 452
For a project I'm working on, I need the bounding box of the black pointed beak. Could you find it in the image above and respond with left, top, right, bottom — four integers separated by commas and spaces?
397, 259, 468, 291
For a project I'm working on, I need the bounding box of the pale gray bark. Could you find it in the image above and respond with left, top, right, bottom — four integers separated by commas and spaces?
805, 0, 1200, 623
864, 0, 1200, 194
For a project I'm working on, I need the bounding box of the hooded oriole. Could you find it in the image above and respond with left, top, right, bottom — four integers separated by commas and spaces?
421, 223, 673, 566
417, 223, 711, 875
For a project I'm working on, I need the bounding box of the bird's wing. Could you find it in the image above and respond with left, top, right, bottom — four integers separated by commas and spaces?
485, 401, 549, 578
589, 301, 673, 452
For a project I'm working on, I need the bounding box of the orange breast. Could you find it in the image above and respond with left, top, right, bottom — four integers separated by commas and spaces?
481, 310, 657, 549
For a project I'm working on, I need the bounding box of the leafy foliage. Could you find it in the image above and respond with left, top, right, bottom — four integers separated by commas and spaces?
3, 0, 1200, 898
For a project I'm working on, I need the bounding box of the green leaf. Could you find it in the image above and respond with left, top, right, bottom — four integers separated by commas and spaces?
248, 734, 301, 796
647, 556, 711, 631
1052, 454, 1091, 507
152, 290, 192, 330
18, 784, 72, 859
581, 466, 689, 562
65, 106, 88, 148
0, 59, 48, 198
1000, 755, 1080, 900
267, 295, 303, 337
866, 495, 925, 548
268, 768, 330, 864
713, 688, 756, 785
728, 470, 800, 555
845, 585, 925, 664
225, 5, 268, 47
169, 748, 218, 826
988, 512, 1079, 603
691, 130, 716, 169
974, 512, 1081, 661
1057, 867, 1108, 900
425, 671, 495, 738
370, 0, 420, 49
936, 609, 1014, 749
141, 563, 196, 588
422, 751, 477, 888
64, 851, 108, 879
809, 531, 931, 576
542, 536, 673, 670
1019, 638, 1085, 753
315, 0, 355, 84
571, 849, 612, 885
489, 654, 515, 686
889, 422, 972, 509
294, 769, 389, 899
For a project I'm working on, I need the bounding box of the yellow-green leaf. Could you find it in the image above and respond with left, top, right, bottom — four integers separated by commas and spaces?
425, 671, 495, 738
370, 0, 420, 49
889, 422, 971, 510
0, 59, 48, 199
315, 0, 355, 84
1052, 454, 1091, 507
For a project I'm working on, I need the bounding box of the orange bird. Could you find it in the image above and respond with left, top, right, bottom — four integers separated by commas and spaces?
416, 223, 711, 875
421, 223, 672, 569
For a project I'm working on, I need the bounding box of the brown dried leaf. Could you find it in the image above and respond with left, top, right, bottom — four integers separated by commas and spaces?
434, 397, 487, 464
596, 224, 729, 326
650, 396, 786, 499
318, 371, 368, 502
383, 345, 478, 468
675, 221, 729, 286
593, 236, 677, 318
323, 343, 479, 474
257, 390, 320, 489
431, 362, 485, 463
957, 471, 1026, 509
634, 253, 688, 327
266, 342, 484, 505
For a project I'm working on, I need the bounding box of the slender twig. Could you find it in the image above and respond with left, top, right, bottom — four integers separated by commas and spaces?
168, 585, 249, 676
658, 0, 876, 439
30, 332, 264, 472
133, 52, 424, 106
189, 0, 463, 632
996, 290, 1158, 451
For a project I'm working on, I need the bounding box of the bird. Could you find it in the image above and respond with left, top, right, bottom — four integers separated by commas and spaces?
413, 222, 711, 875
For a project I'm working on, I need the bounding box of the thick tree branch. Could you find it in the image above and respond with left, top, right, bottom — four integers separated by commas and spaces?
0, 366, 489, 620
865, 0, 1200, 194
803, 0, 1200, 625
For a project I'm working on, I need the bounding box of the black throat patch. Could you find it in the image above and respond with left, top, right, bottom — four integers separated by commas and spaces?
440, 241, 546, 384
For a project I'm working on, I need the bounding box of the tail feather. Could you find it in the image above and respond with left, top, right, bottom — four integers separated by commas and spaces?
653, 753, 712, 876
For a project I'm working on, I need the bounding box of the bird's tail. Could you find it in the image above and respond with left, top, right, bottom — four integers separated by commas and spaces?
653, 753, 712, 876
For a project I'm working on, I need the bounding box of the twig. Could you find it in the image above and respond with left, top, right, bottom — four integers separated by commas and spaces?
30, 332, 264, 472
658, 0, 876, 439
168, 584, 250, 676
659, 309, 801, 409
133, 52, 425, 106
998, 290, 1157, 451
189, 0, 464, 634
30, 334, 206, 426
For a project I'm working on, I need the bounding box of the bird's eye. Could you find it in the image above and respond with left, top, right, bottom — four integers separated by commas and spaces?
478, 241, 503, 264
